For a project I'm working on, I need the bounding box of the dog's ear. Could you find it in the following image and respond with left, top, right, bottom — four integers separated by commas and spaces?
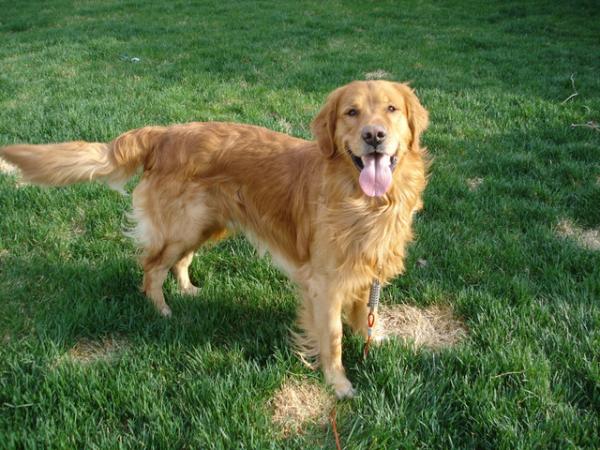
311, 87, 343, 158
395, 83, 429, 152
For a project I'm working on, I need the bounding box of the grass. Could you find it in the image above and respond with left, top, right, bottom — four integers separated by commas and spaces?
0, 0, 599, 448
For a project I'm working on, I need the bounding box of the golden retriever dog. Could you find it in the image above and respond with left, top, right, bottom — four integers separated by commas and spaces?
0, 80, 428, 397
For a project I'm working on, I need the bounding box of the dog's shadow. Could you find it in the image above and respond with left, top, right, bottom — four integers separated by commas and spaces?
2, 253, 297, 365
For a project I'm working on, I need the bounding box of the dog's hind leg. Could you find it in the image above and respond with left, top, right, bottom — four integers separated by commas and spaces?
143, 228, 225, 315
171, 250, 199, 296
141, 227, 226, 316
131, 180, 224, 316
142, 243, 188, 317
170, 226, 227, 297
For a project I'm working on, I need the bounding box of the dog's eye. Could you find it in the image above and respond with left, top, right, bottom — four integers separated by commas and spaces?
347, 108, 359, 117
388, 105, 396, 112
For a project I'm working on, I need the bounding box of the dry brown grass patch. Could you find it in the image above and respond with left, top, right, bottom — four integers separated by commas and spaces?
380, 304, 467, 349
0, 157, 18, 175
270, 378, 335, 437
57, 336, 128, 366
0, 157, 28, 188
277, 117, 293, 135
556, 219, 600, 251
467, 177, 484, 191
365, 69, 391, 80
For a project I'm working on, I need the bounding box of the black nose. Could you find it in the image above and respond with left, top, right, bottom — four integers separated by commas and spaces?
361, 125, 387, 147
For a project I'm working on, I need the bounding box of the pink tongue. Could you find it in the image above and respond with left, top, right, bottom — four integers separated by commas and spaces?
359, 153, 392, 197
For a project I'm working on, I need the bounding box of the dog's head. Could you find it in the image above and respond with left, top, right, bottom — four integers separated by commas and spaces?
311, 80, 428, 197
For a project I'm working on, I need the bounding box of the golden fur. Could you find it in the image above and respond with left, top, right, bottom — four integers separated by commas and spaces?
0, 80, 428, 397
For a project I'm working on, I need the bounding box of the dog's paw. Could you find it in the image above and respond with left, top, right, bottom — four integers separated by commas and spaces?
325, 368, 356, 399
160, 305, 172, 317
328, 374, 356, 399
334, 379, 356, 399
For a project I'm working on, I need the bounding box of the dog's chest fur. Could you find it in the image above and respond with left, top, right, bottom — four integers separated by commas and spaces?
318, 194, 417, 290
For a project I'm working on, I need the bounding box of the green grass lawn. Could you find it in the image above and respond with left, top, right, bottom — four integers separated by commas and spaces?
1, 0, 599, 448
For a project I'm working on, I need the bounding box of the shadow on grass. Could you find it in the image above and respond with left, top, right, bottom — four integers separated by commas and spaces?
1, 253, 296, 364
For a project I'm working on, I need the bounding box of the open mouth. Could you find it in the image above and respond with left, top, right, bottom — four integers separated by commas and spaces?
350, 151, 364, 170
347, 147, 399, 173
347, 146, 399, 197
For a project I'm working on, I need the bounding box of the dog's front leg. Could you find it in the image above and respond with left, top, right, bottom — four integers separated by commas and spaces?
311, 280, 356, 399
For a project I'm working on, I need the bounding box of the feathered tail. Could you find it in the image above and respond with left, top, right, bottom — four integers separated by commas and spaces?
0, 126, 165, 191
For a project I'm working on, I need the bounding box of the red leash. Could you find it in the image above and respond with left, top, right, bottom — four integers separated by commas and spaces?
329, 406, 343, 450
362, 311, 376, 359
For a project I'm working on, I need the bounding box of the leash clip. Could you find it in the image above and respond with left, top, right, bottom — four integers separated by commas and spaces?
363, 278, 381, 359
